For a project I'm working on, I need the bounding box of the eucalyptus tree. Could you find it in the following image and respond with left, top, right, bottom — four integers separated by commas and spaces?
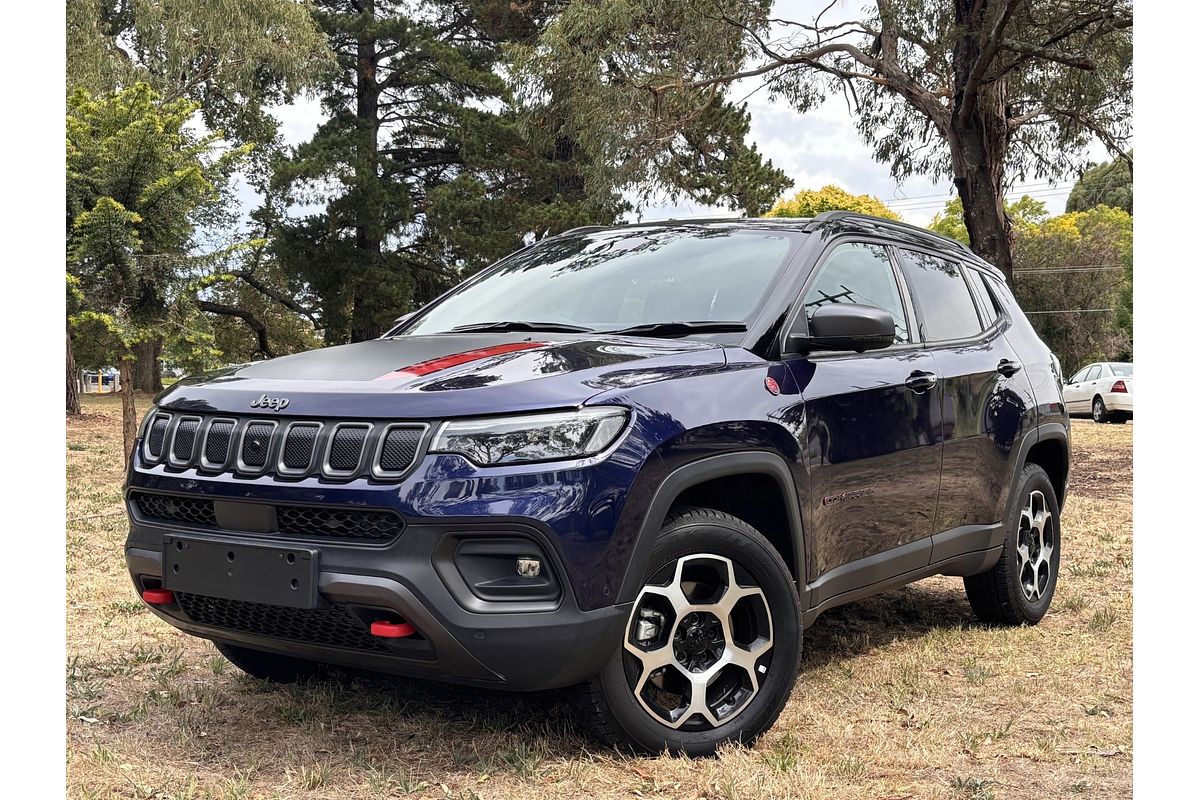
518, 0, 1132, 281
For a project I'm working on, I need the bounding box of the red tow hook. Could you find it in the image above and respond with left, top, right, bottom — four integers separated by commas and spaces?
370, 620, 416, 639
142, 588, 175, 605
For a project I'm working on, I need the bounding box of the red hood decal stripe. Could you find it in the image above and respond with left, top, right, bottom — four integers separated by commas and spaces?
373, 341, 546, 381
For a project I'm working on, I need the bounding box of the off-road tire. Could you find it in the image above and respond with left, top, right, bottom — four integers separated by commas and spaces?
964, 464, 1061, 625
574, 507, 802, 756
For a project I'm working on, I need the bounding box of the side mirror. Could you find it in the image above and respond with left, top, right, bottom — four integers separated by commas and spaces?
784, 303, 896, 356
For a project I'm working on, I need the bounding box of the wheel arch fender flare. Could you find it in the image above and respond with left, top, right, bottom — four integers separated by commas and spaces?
1015, 421, 1070, 509
615, 450, 807, 605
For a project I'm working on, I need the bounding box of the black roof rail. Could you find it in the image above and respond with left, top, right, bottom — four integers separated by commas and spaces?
804, 210, 974, 253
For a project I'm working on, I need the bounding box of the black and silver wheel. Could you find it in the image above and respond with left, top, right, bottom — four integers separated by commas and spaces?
1092, 396, 1109, 423
576, 507, 801, 756
964, 464, 1061, 625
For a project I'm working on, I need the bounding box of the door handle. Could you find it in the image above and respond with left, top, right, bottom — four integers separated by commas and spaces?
997, 359, 1023, 377
904, 370, 937, 393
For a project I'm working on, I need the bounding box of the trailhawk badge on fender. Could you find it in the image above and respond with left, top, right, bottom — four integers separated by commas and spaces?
250, 394, 290, 411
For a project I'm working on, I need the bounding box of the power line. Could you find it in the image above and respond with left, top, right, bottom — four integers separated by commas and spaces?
1024, 308, 1115, 315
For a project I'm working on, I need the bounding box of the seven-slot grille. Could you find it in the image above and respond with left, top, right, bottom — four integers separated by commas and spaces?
140, 412, 426, 481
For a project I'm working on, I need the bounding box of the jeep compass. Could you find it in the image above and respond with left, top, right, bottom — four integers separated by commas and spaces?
125, 211, 1069, 755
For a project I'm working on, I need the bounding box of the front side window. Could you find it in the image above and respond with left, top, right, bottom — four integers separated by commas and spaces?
401, 228, 795, 335
802, 243, 910, 344
898, 250, 984, 342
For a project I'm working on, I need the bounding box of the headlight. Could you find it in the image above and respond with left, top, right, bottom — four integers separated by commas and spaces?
431, 407, 630, 466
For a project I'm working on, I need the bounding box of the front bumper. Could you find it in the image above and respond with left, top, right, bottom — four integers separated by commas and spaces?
126, 513, 629, 690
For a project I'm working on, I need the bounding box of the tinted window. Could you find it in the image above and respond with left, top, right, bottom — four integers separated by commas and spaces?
803, 243, 909, 344
899, 250, 984, 341
963, 268, 999, 327
402, 229, 794, 335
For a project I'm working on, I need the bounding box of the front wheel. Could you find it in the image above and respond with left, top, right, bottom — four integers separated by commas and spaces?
575, 507, 801, 756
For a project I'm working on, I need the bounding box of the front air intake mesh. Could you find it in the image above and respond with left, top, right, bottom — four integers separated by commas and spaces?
328, 426, 368, 472
146, 415, 169, 459
204, 420, 235, 466
172, 418, 200, 462
132, 491, 217, 527
276, 505, 405, 541
174, 593, 389, 652
282, 424, 319, 470
240, 422, 275, 468
378, 426, 422, 473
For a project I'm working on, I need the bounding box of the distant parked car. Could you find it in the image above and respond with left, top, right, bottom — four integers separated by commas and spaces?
1063, 361, 1132, 423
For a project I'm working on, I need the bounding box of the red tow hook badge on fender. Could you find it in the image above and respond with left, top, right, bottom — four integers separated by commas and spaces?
764, 376, 781, 395
370, 620, 417, 639
142, 588, 175, 605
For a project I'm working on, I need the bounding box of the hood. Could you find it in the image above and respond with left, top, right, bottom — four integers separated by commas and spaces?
156, 333, 729, 419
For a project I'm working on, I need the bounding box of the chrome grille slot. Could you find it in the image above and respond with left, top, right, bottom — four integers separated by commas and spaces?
144, 413, 171, 461
170, 417, 201, 465
326, 424, 369, 476
202, 419, 235, 468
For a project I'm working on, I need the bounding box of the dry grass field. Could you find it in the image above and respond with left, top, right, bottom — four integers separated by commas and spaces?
67, 394, 1132, 799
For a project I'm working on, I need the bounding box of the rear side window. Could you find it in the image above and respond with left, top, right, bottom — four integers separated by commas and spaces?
1070, 366, 1092, 384
963, 268, 999, 328
1084, 365, 1102, 381
897, 249, 984, 341
803, 243, 910, 344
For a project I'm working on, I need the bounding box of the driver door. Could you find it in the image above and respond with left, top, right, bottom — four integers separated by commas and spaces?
783, 242, 943, 605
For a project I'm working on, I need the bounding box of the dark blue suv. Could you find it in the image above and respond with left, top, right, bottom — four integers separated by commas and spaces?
125, 212, 1069, 755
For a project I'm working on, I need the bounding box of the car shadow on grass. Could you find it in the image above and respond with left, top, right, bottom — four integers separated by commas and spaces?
219, 581, 977, 766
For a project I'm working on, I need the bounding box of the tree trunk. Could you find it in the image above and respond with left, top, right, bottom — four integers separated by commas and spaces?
119, 359, 137, 469
349, 0, 387, 343
66, 330, 81, 415
950, 0, 1016, 283
133, 336, 164, 393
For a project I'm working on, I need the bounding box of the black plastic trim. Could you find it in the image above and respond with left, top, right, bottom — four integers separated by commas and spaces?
617, 451, 807, 605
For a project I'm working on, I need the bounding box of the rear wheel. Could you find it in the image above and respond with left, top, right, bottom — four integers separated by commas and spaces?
575, 507, 801, 756
215, 642, 325, 682
1091, 396, 1110, 423
964, 464, 1061, 625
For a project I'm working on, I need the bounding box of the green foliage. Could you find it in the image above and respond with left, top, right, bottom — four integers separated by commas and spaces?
277, 1, 711, 342
766, 185, 898, 220
509, 0, 791, 216
1067, 155, 1133, 215
67, 83, 249, 366
66, 0, 333, 153
929, 197, 1050, 245
1012, 205, 1133, 371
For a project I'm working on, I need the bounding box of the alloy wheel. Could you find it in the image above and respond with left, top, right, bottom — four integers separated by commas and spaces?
1092, 399, 1104, 422
1015, 490, 1055, 602
622, 554, 774, 730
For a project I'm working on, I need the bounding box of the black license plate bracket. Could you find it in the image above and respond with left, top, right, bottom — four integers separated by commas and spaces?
161, 535, 319, 609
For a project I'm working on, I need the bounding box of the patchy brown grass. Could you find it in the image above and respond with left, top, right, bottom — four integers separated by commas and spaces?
67, 397, 1131, 799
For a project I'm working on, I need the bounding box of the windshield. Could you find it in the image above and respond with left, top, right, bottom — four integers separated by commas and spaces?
400, 228, 796, 336
1109, 363, 1133, 376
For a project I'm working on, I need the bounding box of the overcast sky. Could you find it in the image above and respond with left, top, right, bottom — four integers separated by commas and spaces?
242, 0, 1108, 231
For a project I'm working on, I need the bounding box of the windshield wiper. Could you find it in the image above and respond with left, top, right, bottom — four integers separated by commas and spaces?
606, 321, 748, 338
450, 321, 596, 334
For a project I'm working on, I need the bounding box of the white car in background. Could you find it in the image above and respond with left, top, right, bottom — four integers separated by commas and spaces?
1063, 361, 1133, 423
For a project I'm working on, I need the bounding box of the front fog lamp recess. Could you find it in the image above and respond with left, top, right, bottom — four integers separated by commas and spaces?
430, 407, 629, 466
